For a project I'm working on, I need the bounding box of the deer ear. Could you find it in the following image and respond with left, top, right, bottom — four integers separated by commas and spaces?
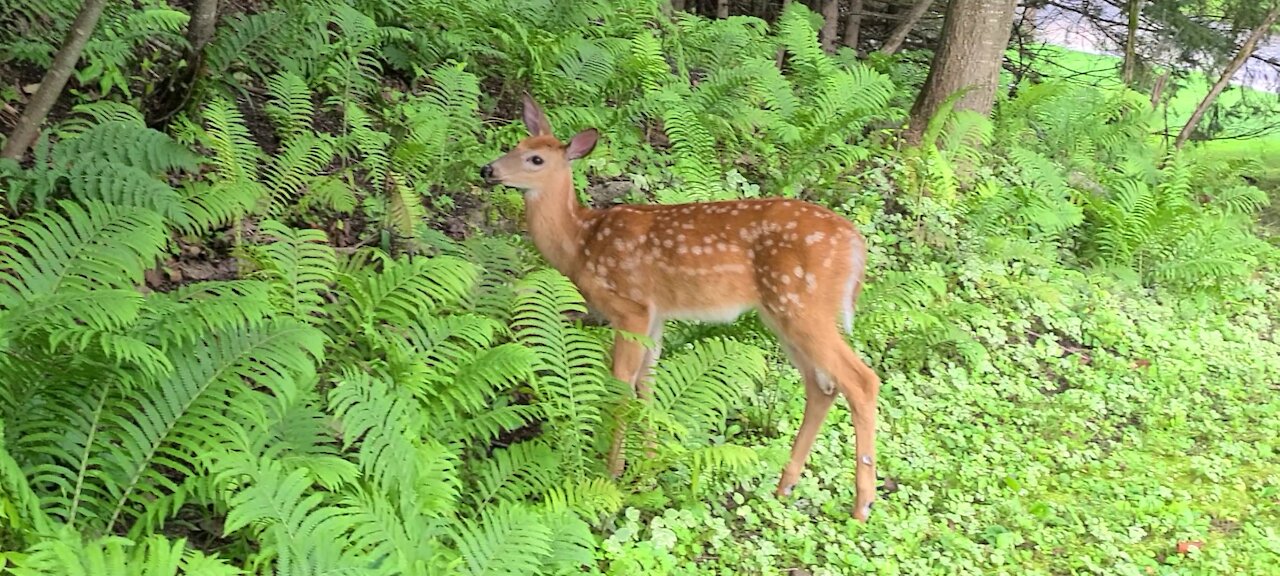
521, 93, 552, 136
565, 129, 598, 160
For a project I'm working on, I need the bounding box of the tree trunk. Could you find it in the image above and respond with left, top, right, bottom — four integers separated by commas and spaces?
145, 0, 219, 129
186, 0, 218, 57
879, 0, 934, 56
672, 0, 686, 12
903, 0, 1018, 145
1175, 5, 1280, 148
776, 0, 793, 68
1122, 0, 1141, 85
842, 0, 863, 50
820, 0, 841, 52
1149, 70, 1169, 108
717, 0, 729, 18
1, 0, 108, 161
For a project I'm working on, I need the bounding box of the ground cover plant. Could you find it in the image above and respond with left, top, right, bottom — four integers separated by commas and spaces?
0, 0, 1278, 575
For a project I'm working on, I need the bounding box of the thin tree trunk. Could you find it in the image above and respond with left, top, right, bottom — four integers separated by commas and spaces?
820, 0, 840, 52
145, 0, 219, 129
843, 0, 863, 50
1149, 70, 1169, 108
1175, 5, 1280, 148
1122, 0, 1141, 85
903, 0, 1018, 145
1, 0, 108, 161
717, 0, 729, 18
776, 0, 793, 69
879, 0, 934, 56
186, 0, 218, 57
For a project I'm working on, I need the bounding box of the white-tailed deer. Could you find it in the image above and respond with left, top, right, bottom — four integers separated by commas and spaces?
481, 95, 882, 521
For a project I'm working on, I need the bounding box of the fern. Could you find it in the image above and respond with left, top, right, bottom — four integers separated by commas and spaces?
52, 121, 202, 176
473, 441, 560, 509
263, 133, 337, 216
98, 321, 325, 534
337, 254, 479, 330
452, 503, 554, 576
0, 420, 53, 545
250, 220, 338, 322
648, 338, 767, 441
1, 527, 240, 576
219, 455, 368, 574
200, 97, 265, 184
0, 200, 167, 301
511, 270, 610, 479
265, 72, 317, 141
175, 181, 263, 236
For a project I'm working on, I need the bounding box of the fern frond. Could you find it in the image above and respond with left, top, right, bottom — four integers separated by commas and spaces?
386, 173, 427, 238
265, 71, 316, 140
473, 441, 560, 508
511, 270, 609, 478
174, 180, 264, 236
540, 476, 624, 519
52, 121, 203, 175
95, 321, 325, 534
200, 97, 264, 183
650, 338, 767, 440
62, 163, 186, 223
340, 254, 480, 328
263, 133, 336, 215
0, 201, 168, 301
453, 503, 553, 576
0, 420, 53, 542
220, 456, 368, 574
2, 527, 241, 575
251, 220, 337, 322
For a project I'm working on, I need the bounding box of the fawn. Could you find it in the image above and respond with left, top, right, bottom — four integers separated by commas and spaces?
481, 95, 882, 521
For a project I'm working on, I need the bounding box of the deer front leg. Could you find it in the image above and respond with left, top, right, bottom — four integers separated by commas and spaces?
605, 310, 657, 477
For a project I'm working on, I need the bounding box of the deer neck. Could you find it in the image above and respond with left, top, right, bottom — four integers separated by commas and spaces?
524, 172, 593, 276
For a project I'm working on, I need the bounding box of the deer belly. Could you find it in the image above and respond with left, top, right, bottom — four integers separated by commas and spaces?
652, 276, 757, 324
661, 303, 754, 324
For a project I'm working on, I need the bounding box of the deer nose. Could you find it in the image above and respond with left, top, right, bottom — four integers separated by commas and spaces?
480, 164, 493, 180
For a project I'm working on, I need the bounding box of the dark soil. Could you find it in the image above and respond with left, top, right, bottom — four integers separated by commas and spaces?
144, 231, 244, 293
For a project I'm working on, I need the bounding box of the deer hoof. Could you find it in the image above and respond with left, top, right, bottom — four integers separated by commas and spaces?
853, 501, 873, 522
775, 482, 795, 498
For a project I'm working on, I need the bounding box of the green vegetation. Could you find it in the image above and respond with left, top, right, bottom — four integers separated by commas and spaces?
0, 1, 1278, 575
1013, 44, 1280, 145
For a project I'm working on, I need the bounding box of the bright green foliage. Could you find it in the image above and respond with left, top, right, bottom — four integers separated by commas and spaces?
2, 0, 1278, 574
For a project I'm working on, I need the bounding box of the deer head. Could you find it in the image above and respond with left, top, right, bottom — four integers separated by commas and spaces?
480, 94, 598, 191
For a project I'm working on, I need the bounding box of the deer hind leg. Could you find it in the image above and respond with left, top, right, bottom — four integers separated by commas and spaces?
775, 363, 838, 497
775, 321, 881, 522
604, 307, 661, 477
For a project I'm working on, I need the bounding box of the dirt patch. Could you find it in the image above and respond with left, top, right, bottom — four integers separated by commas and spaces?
144, 233, 243, 293
237, 92, 280, 155
1039, 367, 1071, 396
585, 179, 635, 208
160, 503, 240, 556
1211, 517, 1241, 535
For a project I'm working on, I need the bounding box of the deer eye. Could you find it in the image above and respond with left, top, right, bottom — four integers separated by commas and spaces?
529, 155, 544, 166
